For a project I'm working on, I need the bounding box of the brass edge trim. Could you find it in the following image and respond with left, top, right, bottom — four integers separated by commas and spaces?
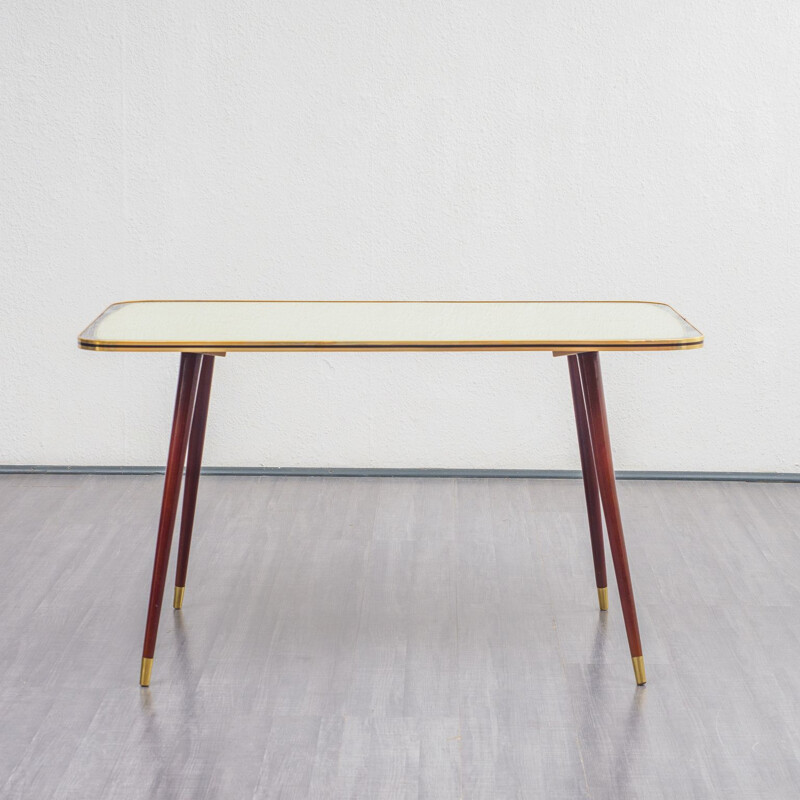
78, 340, 704, 353
79, 344, 704, 353
83, 298, 704, 306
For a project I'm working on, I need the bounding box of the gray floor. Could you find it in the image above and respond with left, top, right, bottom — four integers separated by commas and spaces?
1, 475, 800, 799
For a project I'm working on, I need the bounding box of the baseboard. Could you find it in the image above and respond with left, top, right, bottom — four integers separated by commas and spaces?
0, 465, 798, 483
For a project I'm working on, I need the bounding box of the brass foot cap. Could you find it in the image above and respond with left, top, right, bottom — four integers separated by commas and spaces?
140, 657, 153, 687
173, 586, 185, 610
597, 587, 609, 611
632, 656, 646, 685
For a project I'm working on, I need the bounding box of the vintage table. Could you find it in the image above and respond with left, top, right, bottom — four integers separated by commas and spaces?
79, 300, 703, 687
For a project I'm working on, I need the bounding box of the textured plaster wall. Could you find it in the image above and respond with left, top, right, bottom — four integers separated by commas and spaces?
1, 2, 798, 471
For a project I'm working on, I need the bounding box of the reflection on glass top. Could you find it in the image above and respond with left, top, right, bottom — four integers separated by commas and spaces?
78, 301, 703, 352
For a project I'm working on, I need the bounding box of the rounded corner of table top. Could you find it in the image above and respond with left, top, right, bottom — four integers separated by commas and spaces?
78, 301, 149, 352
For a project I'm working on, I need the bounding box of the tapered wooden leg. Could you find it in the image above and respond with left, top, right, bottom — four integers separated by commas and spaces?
173, 355, 215, 610
579, 351, 646, 685
567, 355, 608, 610
140, 353, 202, 686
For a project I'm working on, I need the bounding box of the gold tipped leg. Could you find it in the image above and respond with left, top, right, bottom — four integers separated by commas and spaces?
632, 656, 646, 685
173, 586, 185, 610
140, 657, 153, 687
597, 587, 609, 611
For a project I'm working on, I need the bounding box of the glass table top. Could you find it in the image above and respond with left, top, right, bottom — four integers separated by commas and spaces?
78, 301, 703, 352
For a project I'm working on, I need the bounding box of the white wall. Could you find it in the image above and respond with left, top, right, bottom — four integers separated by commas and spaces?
1, 2, 798, 471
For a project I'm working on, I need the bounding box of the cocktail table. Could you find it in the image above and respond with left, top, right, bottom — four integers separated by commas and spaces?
79, 301, 703, 687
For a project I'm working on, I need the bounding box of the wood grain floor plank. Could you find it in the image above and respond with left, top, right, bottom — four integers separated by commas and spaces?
1, 475, 800, 798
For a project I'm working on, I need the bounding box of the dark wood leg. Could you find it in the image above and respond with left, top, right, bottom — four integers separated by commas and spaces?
172, 354, 215, 611
578, 351, 646, 685
567, 355, 608, 610
140, 353, 202, 686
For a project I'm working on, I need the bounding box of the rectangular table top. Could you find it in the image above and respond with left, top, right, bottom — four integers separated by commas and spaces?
78, 301, 703, 353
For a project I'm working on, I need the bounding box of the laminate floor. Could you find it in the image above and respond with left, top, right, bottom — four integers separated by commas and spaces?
1, 474, 799, 799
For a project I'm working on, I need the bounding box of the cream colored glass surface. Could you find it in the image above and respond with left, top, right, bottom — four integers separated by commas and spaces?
79, 301, 702, 351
